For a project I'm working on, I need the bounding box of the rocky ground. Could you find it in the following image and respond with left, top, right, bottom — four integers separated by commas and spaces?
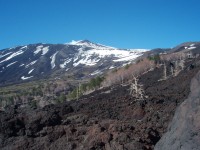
155, 70, 200, 150
0, 58, 200, 150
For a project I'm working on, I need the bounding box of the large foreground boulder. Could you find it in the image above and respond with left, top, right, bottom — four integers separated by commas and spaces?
155, 71, 200, 150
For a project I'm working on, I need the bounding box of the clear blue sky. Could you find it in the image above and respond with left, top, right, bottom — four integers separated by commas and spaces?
0, 0, 200, 50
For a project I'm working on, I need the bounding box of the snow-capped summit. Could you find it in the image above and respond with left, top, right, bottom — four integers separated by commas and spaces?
68, 40, 150, 53
69, 39, 92, 45
68, 39, 98, 46
68, 40, 116, 50
0, 40, 149, 85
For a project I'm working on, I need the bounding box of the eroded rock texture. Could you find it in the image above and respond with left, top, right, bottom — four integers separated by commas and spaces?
155, 71, 200, 150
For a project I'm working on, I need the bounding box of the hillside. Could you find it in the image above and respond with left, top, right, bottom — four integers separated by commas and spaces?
0, 40, 147, 86
155, 69, 200, 150
1, 52, 200, 149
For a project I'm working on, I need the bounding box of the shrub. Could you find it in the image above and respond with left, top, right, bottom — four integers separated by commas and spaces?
103, 58, 155, 87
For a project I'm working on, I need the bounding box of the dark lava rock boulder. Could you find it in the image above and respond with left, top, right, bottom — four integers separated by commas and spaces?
155, 71, 200, 150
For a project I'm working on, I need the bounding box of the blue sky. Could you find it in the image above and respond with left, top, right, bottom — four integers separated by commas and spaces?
0, 0, 200, 49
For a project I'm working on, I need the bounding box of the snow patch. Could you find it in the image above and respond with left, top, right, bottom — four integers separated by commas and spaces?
0, 52, 12, 59
68, 40, 80, 45
34, 45, 43, 54
85, 48, 145, 59
68, 40, 116, 49
91, 70, 102, 76
25, 60, 37, 68
34, 46, 49, 55
6, 61, 17, 67
42, 46, 49, 55
113, 54, 140, 62
21, 76, 33, 80
60, 58, 72, 68
185, 44, 196, 50
19, 64, 25, 67
72, 48, 95, 66
71, 47, 146, 67
28, 69, 34, 74
50, 52, 58, 69
73, 55, 99, 67
0, 50, 24, 63
188, 46, 196, 50
109, 66, 115, 69
20, 46, 27, 49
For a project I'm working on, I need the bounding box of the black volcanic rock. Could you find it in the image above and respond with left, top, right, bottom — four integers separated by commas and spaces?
1, 41, 200, 149
155, 71, 200, 150
0, 57, 200, 150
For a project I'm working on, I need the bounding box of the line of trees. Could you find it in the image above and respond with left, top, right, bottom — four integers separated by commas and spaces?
159, 52, 187, 80
102, 58, 155, 87
0, 80, 72, 109
68, 76, 104, 100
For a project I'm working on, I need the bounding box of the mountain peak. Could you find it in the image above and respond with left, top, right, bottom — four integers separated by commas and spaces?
0, 41, 148, 85
67, 40, 107, 49
68, 40, 93, 45
67, 40, 117, 50
77, 39, 92, 43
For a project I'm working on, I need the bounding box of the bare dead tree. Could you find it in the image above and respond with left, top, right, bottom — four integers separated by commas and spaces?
163, 63, 167, 80
174, 61, 179, 76
76, 83, 79, 101
187, 51, 193, 58
76, 82, 81, 101
170, 65, 174, 76
137, 84, 145, 100
130, 76, 145, 100
1, 100, 6, 109
120, 75, 124, 85
179, 59, 185, 71
130, 76, 138, 96
13, 94, 18, 105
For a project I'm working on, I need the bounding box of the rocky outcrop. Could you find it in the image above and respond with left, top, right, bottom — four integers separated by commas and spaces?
155, 71, 200, 150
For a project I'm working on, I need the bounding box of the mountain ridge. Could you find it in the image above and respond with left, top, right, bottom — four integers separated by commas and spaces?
0, 40, 148, 86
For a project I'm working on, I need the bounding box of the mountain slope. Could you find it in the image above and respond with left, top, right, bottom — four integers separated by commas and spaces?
169, 41, 200, 53
1, 55, 200, 150
0, 40, 147, 86
155, 71, 200, 150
